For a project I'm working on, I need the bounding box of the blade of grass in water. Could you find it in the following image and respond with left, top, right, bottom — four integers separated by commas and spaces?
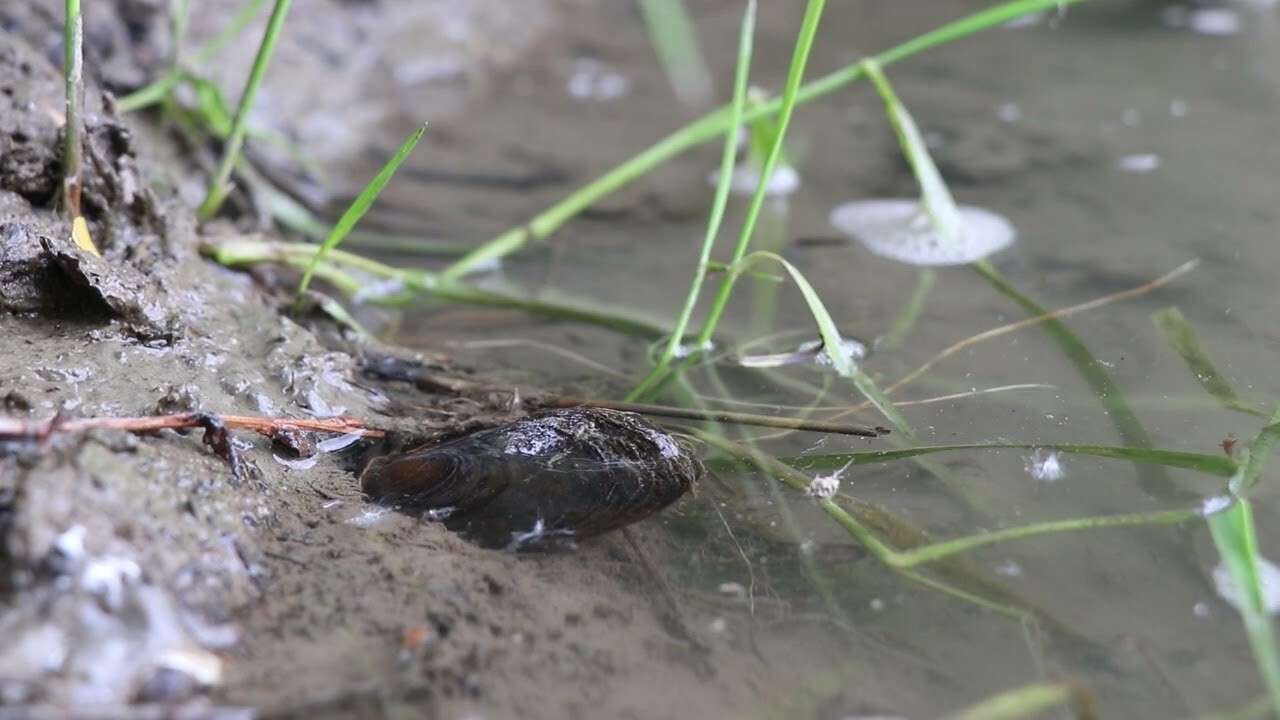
197, 0, 292, 221
730, 251, 913, 435
638, 0, 714, 106
712, 441, 1238, 477
1207, 497, 1280, 714
692, 0, 826, 347
296, 124, 425, 297
972, 259, 1177, 500
629, 0, 756, 402
439, 0, 1092, 282
942, 682, 1096, 720
1153, 306, 1269, 418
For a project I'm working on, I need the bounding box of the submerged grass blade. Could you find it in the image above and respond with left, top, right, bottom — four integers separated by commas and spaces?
1153, 306, 1268, 418
707, 442, 1238, 477
638, 0, 714, 106
942, 682, 1096, 720
690, 428, 1106, 657
296, 123, 425, 297
1207, 497, 1280, 714
197, 0, 292, 221
972, 260, 1176, 499
890, 507, 1201, 568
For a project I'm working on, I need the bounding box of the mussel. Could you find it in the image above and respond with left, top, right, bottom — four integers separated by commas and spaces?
360, 407, 702, 550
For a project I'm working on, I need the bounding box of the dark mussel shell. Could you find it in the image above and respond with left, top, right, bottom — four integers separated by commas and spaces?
360, 407, 702, 550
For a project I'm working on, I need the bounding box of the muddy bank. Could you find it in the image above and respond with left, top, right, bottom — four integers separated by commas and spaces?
0, 3, 769, 718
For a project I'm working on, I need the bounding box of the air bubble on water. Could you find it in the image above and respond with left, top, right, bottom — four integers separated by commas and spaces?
829, 199, 1015, 266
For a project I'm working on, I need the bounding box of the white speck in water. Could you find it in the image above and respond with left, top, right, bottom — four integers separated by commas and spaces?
1213, 555, 1280, 615
1193, 602, 1213, 619
566, 58, 630, 102
1201, 495, 1233, 516
807, 459, 854, 501
829, 199, 1016, 266
718, 582, 747, 600
1023, 449, 1064, 482
708, 617, 728, 635
869, 598, 885, 611
708, 163, 801, 197
993, 559, 1023, 577
347, 506, 393, 528
1121, 109, 1141, 127
1116, 153, 1161, 173
1188, 8, 1243, 36
995, 103, 1022, 123
1170, 99, 1188, 118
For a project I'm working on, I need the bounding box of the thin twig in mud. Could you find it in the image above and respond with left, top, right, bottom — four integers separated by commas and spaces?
884, 259, 1200, 397
0, 412, 384, 440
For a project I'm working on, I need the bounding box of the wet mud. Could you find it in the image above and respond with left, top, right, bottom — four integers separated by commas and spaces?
0, 3, 785, 719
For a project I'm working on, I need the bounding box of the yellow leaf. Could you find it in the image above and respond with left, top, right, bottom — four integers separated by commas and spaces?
71, 215, 100, 257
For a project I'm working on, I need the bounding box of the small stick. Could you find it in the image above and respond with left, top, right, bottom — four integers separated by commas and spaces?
884, 258, 1200, 397
0, 412, 383, 441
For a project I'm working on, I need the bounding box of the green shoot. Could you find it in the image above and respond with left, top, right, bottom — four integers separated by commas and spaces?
1208, 496, 1280, 714
197, 0, 293, 221
296, 124, 426, 298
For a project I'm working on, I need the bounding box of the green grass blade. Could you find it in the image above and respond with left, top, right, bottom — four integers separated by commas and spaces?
628, 0, 756, 402
1240, 419, 1280, 492
439, 0, 1090, 281
296, 124, 425, 297
1153, 306, 1268, 418
197, 0, 292, 221
692, 0, 824, 346
942, 682, 1095, 720
730, 251, 914, 435
638, 0, 713, 106
862, 59, 962, 247
707, 442, 1237, 477
891, 507, 1200, 568
1207, 497, 1280, 714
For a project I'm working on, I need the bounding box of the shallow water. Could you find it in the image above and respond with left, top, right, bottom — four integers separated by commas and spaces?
355, 1, 1280, 717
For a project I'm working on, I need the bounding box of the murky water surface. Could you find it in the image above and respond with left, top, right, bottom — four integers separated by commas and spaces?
358, 2, 1280, 716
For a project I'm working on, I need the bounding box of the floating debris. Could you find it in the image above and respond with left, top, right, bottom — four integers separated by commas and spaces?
734, 336, 869, 370
829, 199, 1016, 266
1023, 448, 1064, 483
1116, 153, 1160, 173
